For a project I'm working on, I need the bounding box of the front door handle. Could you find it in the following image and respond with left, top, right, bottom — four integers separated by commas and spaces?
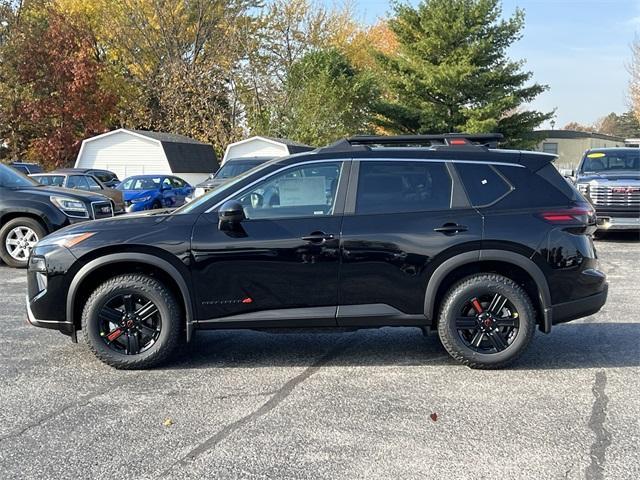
434, 223, 468, 234
302, 232, 335, 243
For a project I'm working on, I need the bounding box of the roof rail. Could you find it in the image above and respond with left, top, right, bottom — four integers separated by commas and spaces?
318, 133, 503, 153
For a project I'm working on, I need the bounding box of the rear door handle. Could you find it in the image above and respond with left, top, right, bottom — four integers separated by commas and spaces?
302, 232, 335, 243
434, 223, 468, 234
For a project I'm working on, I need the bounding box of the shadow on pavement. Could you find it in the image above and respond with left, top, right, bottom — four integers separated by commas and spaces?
167, 322, 640, 371
595, 231, 640, 243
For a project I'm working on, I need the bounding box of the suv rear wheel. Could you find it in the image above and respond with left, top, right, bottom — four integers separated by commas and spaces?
0, 217, 46, 268
82, 274, 181, 369
438, 273, 535, 369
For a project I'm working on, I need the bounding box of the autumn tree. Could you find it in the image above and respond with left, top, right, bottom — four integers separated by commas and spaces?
563, 122, 593, 132
239, 0, 356, 136
594, 111, 640, 138
630, 38, 640, 122
56, 0, 257, 150
276, 48, 378, 145
374, 0, 552, 147
0, 5, 116, 167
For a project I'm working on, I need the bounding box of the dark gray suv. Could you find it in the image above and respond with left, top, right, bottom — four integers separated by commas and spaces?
574, 148, 640, 231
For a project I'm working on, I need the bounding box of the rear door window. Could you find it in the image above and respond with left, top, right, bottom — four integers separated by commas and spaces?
455, 163, 512, 206
355, 161, 452, 215
68, 175, 90, 190
85, 176, 103, 191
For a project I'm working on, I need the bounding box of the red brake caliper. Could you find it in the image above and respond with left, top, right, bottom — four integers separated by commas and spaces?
471, 298, 484, 314
107, 328, 124, 341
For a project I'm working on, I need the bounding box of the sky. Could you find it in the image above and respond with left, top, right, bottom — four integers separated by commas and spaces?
330, 0, 637, 128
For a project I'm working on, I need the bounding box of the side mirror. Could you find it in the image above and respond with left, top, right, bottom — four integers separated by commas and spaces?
218, 200, 245, 229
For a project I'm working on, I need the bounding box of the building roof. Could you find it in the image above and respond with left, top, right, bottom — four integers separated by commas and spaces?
128, 130, 209, 145
260, 136, 314, 153
535, 130, 626, 142
82, 128, 218, 173
226, 136, 314, 156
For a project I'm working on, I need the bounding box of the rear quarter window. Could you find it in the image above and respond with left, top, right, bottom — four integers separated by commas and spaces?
493, 164, 571, 208
536, 164, 580, 202
455, 163, 512, 206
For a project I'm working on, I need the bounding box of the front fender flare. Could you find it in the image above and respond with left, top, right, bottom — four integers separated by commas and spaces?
66, 252, 195, 341
423, 249, 552, 333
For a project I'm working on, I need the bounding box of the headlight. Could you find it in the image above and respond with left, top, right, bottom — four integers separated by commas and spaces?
28, 255, 47, 272
194, 188, 206, 198
37, 231, 96, 248
50, 195, 89, 218
130, 196, 152, 203
577, 183, 590, 195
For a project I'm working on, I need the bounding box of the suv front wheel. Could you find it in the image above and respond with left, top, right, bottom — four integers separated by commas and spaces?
0, 217, 46, 268
438, 274, 536, 369
82, 274, 181, 369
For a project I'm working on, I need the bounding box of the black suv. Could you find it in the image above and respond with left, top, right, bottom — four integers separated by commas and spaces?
0, 164, 115, 268
26, 134, 608, 369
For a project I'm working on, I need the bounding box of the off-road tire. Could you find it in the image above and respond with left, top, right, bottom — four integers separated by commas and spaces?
437, 273, 536, 369
82, 274, 181, 369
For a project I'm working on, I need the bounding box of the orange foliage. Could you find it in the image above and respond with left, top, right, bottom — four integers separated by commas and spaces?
14, 10, 116, 168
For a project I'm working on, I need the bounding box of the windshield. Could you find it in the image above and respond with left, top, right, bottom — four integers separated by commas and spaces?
118, 177, 162, 190
580, 150, 640, 173
0, 164, 40, 188
214, 161, 263, 179
175, 162, 274, 214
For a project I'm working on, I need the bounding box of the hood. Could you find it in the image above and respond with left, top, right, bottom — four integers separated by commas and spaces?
49, 208, 172, 237
17, 185, 108, 202
196, 178, 228, 189
121, 189, 158, 201
576, 171, 640, 183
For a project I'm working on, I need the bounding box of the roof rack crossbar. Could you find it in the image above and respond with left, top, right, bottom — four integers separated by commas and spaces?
316, 133, 504, 154
346, 133, 503, 147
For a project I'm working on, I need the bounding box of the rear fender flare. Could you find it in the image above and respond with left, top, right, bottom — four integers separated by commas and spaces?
423, 249, 552, 332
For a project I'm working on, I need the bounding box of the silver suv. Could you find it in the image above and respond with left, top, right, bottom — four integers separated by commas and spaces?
573, 148, 640, 231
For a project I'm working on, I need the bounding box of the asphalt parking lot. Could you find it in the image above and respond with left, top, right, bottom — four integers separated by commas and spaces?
1, 233, 639, 480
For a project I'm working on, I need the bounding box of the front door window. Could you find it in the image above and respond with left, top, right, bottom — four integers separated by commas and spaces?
232, 162, 343, 219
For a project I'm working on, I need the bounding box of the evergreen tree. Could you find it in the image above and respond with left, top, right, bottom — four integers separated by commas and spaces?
375, 0, 552, 147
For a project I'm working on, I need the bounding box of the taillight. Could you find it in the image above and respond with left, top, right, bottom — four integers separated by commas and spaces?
539, 203, 595, 224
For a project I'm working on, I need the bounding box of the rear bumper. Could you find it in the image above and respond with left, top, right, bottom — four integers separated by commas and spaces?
550, 283, 608, 326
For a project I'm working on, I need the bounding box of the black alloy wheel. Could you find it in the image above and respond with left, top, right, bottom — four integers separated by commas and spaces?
438, 273, 536, 369
82, 273, 181, 369
455, 293, 519, 354
98, 293, 162, 355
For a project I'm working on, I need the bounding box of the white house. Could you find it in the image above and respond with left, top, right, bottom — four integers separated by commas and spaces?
222, 136, 313, 164
75, 129, 219, 185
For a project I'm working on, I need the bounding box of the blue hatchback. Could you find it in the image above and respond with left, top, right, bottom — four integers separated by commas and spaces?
117, 175, 193, 212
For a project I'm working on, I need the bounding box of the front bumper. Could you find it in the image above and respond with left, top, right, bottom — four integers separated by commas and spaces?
125, 202, 150, 213
596, 216, 640, 230
26, 293, 75, 336
550, 283, 608, 325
